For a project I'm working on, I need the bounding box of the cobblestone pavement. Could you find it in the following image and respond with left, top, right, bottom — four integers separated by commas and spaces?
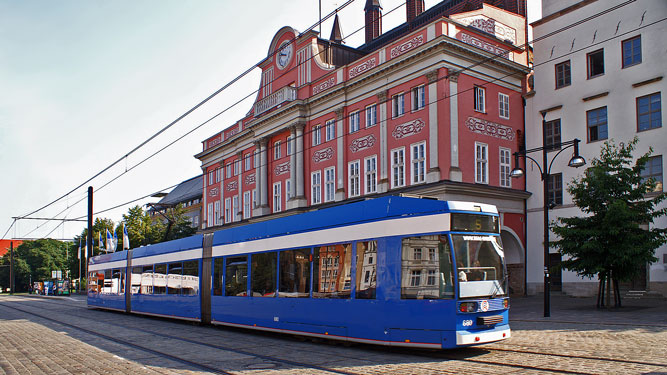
0, 293, 665, 374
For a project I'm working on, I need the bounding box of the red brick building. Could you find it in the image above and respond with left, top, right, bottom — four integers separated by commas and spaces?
196, 0, 530, 294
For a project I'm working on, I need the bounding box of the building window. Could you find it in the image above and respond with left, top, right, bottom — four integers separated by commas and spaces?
500, 147, 511, 188
208, 171, 214, 185
273, 182, 281, 213
226, 163, 232, 179
325, 119, 336, 142
622, 35, 641, 68
244, 153, 251, 171
349, 160, 360, 197
311, 171, 321, 204
410, 270, 421, 287
393, 93, 405, 118
499, 93, 510, 119
253, 152, 258, 169
366, 104, 377, 127
637, 92, 662, 131
587, 106, 608, 142
414, 248, 422, 260
641, 156, 663, 193
545, 119, 562, 151
274, 141, 281, 160
411, 142, 426, 184
232, 196, 239, 222
587, 49, 604, 78
475, 142, 488, 184
555, 60, 571, 89
286, 136, 292, 156
427, 270, 436, 286
234, 160, 240, 176
391, 148, 405, 188
286, 179, 292, 201
215, 168, 221, 183
243, 191, 251, 219
365, 155, 377, 194
324, 167, 335, 202
224, 198, 230, 224
412, 85, 425, 111
215, 200, 222, 226
474, 86, 485, 112
349, 111, 360, 133
547, 173, 563, 206
207, 203, 214, 228
312, 125, 321, 146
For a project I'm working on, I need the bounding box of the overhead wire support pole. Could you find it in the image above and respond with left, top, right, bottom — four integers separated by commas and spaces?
86, 186, 93, 290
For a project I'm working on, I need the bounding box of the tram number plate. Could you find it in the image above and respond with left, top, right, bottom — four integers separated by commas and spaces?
462, 319, 473, 327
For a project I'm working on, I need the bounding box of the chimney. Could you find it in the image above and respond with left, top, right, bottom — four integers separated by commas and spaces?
364, 0, 382, 45
406, 0, 425, 23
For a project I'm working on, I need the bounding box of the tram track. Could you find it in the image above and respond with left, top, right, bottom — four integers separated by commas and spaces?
5, 296, 666, 375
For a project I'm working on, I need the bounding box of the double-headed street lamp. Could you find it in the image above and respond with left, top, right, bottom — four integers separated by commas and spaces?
510, 111, 586, 317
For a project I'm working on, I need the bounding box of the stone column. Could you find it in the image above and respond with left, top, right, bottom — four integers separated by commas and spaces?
426, 69, 441, 183
287, 122, 307, 209
377, 90, 389, 193
236, 151, 243, 222
448, 72, 462, 182
335, 107, 346, 201
253, 138, 271, 216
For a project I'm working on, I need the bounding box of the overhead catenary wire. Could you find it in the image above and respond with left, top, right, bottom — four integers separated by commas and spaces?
8, 0, 648, 241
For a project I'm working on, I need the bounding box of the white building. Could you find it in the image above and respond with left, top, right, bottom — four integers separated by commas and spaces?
526, 0, 666, 296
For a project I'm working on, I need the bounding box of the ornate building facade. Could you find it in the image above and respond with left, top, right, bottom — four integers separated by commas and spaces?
196, 0, 531, 294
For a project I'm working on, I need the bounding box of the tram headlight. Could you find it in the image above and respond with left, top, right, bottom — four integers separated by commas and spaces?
503, 299, 509, 309
459, 302, 478, 313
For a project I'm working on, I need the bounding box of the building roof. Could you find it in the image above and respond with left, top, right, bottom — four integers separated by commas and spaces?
157, 175, 202, 207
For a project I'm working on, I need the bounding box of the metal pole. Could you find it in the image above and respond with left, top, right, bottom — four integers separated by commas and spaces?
541, 111, 551, 318
87, 186, 93, 291
10, 241, 14, 295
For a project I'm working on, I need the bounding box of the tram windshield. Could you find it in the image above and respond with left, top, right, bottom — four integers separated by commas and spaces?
452, 234, 507, 298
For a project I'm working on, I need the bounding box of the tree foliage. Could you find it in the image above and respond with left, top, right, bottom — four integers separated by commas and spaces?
551, 138, 667, 306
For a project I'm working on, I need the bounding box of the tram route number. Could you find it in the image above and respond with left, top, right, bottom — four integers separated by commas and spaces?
462, 319, 473, 327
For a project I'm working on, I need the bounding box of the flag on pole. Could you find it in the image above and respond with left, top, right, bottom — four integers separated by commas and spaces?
112, 230, 118, 252
84, 243, 87, 258
106, 229, 112, 252
123, 224, 130, 250
98, 232, 105, 253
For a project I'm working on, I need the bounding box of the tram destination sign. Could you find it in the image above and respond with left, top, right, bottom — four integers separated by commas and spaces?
450, 213, 499, 233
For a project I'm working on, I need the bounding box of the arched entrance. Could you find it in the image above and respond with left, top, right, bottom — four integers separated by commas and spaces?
501, 228, 525, 296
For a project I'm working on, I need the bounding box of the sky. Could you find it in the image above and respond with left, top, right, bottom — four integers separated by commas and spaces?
0, 0, 541, 242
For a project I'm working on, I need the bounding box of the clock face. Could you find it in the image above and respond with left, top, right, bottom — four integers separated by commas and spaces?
276, 41, 293, 70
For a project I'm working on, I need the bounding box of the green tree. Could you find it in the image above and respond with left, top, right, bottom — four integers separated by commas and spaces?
0, 239, 70, 292
123, 205, 163, 247
551, 138, 667, 308
163, 203, 197, 241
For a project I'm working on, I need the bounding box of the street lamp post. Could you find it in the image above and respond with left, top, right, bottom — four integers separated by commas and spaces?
510, 111, 586, 317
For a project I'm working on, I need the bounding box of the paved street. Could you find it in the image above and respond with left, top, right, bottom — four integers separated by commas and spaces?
0, 293, 665, 374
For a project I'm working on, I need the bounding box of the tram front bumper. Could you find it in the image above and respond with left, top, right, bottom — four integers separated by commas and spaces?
456, 325, 511, 346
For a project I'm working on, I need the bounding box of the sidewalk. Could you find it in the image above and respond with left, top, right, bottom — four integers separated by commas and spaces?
509, 293, 667, 326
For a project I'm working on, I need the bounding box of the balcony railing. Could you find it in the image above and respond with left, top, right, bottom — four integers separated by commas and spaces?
254, 86, 297, 116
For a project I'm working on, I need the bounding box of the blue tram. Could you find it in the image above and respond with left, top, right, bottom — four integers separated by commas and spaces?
88, 196, 510, 349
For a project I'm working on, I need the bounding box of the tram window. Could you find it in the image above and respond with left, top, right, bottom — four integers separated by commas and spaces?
131, 267, 142, 295
251, 252, 277, 297
182, 260, 199, 296
111, 269, 125, 295
313, 244, 351, 299
88, 272, 102, 295
213, 257, 223, 296
153, 263, 167, 295
225, 256, 248, 296
356, 241, 377, 299
401, 235, 454, 299
141, 265, 153, 294
167, 262, 183, 295
102, 269, 112, 294
279, 248, 311, 298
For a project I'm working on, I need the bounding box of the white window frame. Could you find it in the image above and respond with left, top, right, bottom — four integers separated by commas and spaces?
234, 160, 240, 176
475, 142, 489, 184
412, 85, 425, 111
500, 147, 512, 188
349, 111, 360, 133
232, 195, 239, 222
273, 182, 282, 213
286, 136, 292, 156
243, 191, 251, 219
226, 164, 232, 179
244, 153, 251, 171
393, 93, 405, 118
311, 171, 322, 204
324, 167, 336, 202
348, 160, 360, 197
313, 125, 322, 146
252, 189, 257, 208
214, 200, 221, 226
208, 171, 214, 185
391, 147, 406, 188
274, 141, 281, 160
411, 141, 426, 184
366, 104, 377, 128
499, 93, 510, 119
474, 86, 486, 113
224, 198, 231, 224
286, 179, 292, 201
325, 120, 336, 142
215, 168, 221, 183
364, 155, 377, 194
207, 202, 214, 228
